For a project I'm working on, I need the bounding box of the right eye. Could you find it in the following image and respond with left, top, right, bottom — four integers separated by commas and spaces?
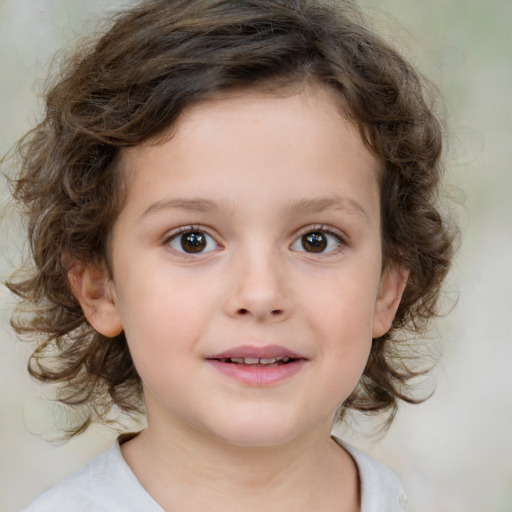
167, 230, 219, 254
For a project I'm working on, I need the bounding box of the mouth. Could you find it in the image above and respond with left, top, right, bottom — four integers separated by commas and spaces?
212, 356, 298, 367
206, 346, 307, 386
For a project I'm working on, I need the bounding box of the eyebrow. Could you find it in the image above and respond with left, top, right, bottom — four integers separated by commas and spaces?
139, 195, 369, 222
140, 198, 222, 219
287, 196, 370, 222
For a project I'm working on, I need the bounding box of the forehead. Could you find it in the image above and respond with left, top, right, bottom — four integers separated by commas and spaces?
117, 87, 380, 222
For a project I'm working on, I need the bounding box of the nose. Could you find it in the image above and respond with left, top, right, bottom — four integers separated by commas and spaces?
224, 248, 293, 323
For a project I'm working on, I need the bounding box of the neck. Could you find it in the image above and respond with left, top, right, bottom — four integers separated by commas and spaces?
121, 415, 359, 512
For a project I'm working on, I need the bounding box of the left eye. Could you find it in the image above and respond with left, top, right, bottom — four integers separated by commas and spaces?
168, 230, 219, 254
290, 231, 342, 253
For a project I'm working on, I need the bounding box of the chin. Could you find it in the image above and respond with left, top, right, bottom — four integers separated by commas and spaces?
218, 431, 298, 448
205, 413, 311, 448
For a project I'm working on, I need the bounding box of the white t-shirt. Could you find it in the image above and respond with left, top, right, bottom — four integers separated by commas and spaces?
23, 437, 408, 512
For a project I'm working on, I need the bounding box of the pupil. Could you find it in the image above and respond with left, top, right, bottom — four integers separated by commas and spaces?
181, 232, 206, 253
302, 232, 327, 253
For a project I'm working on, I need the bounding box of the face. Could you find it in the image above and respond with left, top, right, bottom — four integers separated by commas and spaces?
75, 88, 406, 447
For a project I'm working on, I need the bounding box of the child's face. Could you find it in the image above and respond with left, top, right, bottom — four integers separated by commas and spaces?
80, 87, 406, 446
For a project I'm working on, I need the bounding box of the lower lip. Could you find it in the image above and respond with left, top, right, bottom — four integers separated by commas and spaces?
207, 359, 306, 386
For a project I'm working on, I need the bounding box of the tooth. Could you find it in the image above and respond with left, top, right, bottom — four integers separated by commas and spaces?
282, 357, 290, 363
230, 358, 244, 364
260, 358, 277, 364
243, 357, 260, 364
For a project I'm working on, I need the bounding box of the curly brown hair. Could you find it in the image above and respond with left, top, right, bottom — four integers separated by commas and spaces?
5, 0, 455, 437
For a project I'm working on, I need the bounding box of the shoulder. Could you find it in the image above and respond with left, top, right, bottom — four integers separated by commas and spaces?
332, 436, 409, 512
23, 442, 163, 512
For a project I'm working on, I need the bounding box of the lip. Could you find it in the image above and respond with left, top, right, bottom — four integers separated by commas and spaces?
208, 345, 305, 360
206, 345, 308, 386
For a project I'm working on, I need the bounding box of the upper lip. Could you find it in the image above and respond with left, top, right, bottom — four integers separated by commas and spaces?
207, 345, 306, 360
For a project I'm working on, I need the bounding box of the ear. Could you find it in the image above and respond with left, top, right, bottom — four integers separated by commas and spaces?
372, 263, 409, 338
68, 263, 123, 338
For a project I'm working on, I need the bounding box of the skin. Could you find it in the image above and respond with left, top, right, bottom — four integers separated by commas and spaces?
71, 87, 407, 511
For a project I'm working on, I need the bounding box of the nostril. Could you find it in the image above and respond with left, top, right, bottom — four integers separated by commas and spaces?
233, 307, 288, 320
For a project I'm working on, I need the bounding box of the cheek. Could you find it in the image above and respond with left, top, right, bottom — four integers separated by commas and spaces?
114, 271, 220, 363
302, 271, 377, 381
304, 271, 379, 338
117, 294, 201, 396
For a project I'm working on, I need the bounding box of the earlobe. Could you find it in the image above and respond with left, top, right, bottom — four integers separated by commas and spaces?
372, 263, 409, 338
68, 263, 123, 338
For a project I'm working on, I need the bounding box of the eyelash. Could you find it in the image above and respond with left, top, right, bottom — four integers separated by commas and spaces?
164, 225, 221, 256
163, 224, 347, 256
291, 224, 347, 255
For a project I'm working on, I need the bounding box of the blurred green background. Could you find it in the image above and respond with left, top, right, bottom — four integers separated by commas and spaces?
1, 1, 511, 511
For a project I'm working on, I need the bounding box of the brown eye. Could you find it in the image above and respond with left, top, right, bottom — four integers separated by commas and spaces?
301, 232, 327, 253
291, 229, 343, 254
181, 232, 206, 253
168, 230, 218, 254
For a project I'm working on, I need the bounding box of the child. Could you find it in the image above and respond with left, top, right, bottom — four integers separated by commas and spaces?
6, 0, 455, 510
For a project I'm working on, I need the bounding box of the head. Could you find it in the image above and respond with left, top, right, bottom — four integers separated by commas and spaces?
7, 0, 454, 437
